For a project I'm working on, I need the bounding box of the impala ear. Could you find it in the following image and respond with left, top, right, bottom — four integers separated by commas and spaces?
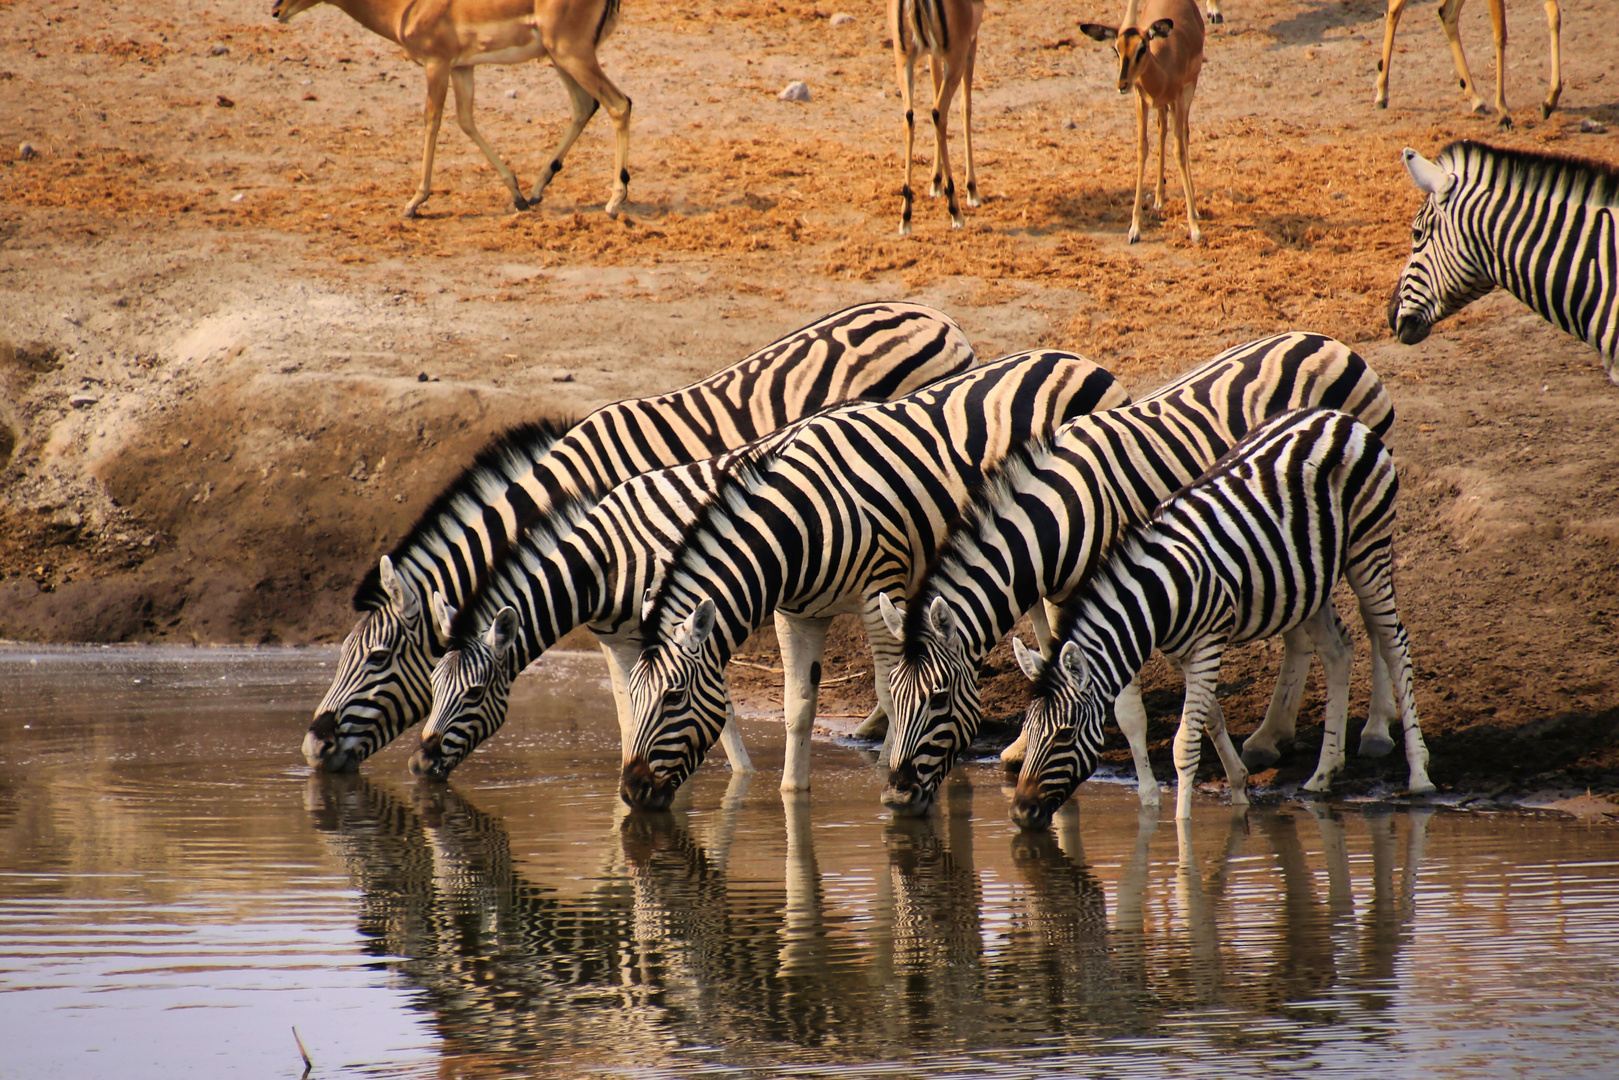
879, 592, 906, 641
927, 596, 960, 645
1078, 22, 1117, 42
1145, 18, 1174, 39
429, 590, 457, 644
379, 556, 421, 620
673, 599, 717, 655
1012, 636, 1045, 682
1402, 148, 1455, 200
486, 607, 519, 657
1058, 640, 1090, 685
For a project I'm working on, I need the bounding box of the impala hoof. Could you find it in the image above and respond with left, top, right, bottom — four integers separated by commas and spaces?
1374, 98, 1388, 110
1127, 227, 1141, 244
1357, 733, 1395, 759
510, 194, 531, 213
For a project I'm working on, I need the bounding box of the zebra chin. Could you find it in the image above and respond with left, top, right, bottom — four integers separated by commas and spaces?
619, 758, 679, 812
407, 736, 457, 782
1387, 293, 1433, 345
881, 763, 937, 817
303, 713, 362, 772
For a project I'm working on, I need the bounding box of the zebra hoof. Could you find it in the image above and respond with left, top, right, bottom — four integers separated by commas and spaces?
898, 221, 912, 237
1241, 744, 1280, 772
1208, 12, 1223, 24
1496, 113, 1514, 131
1407, 780, 1437, 798
1357, 733, 1395, 759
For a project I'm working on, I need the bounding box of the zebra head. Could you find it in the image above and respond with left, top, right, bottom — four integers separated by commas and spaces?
880, 594, 980, 818
621, 600, 730, 811
305, 556, 441, 773
1009, 638, 1107, 832
409, 607, 521, 782
1389, 147, 1494, 346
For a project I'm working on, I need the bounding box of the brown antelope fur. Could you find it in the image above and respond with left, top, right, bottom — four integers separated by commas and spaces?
887, 0, 985, 235
271, 0, 632, 219
1376, 0, 1563, 127
1080, 0, 1205, 245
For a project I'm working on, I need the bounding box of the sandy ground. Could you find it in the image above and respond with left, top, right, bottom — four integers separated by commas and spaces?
1, 0, 1617, 801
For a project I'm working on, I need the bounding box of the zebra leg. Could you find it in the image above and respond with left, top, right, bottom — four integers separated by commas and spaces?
1027, 601, 1056, 660
1240, 624, 1314, 770
1300, 604, 1353, 795
1172, 640, 1225, 820
719, 697, 755, 775
1373, 0, 1408, 109
1116, 677, 1163, 808
777, 612, 835, 792
1168, 657, 1246, 807
860, 604, 906, 760
1543, 1, 1563, 119
1128, 88, 1149, 244
1357, 599, 1398, 758
1437, 0, 1490, 118
599, 640, 639, 762
1304, 802, 1356, 920
1351, 566, 1435, 796
528, 64, 597, 207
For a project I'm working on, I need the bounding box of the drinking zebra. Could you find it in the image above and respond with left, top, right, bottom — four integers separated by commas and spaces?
880, 332, 1395, 818
1010, 409, 1434, 826
304, 302, 975, 772
1390, 141, 1619, 383
411, 351, 1122, 781
616, 352, 1132, 809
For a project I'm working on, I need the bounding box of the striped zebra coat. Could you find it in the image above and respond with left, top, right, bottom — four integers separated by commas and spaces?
409, 352, 1119, 782
1390, 141, 1619, 383
619, 353, 1131, 810
880, 332, 1395, 817
304, 302, 975, 772
1009, 409, 1434, 825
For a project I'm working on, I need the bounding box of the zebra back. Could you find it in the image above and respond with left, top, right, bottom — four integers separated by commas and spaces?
1390, 140, 1619, 379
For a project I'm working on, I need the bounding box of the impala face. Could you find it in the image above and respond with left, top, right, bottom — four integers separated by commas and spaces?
881, 596, 979, 818
1389, 148, 1493, 347
1078, 19, 1176, 95
409, 609, 520, 782
270, 0, 323, 24
620, 602, 730, 812
1008, 640, 1106, 831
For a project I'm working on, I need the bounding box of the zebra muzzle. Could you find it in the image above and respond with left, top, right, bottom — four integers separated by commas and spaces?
619, 759, 676, 811
880, 762, 934, 817
408, 733, 452, 781
303, 712, 354, 772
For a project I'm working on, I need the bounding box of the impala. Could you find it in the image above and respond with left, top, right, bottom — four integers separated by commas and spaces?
888, 0, 985, 235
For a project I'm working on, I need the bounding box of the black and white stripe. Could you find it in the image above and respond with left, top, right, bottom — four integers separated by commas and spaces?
1390, 141, 1619, 383
881, 332, 1396, 817
304, 302, 975, 772
619, 351, 1131, 810
1010, 408, 1434, 826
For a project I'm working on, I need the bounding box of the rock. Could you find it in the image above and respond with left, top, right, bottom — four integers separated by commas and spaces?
216, 95, 234, 109
17, 142, 36, 161
505, 88, 518, 99
209, 44, 230, 57
830, 12, 855, 26
778, 81, 811, 103
69, 393, 99, 409
552, 372, 575, 383
1581, 118, 1607, 134
1062, 117, 1076, 130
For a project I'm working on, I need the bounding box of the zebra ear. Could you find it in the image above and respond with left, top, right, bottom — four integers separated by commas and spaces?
486, 607, 519, 657
673, 599, 717, 655
879, 592, 906, 641
429, 590, 457, 644
379, 556, 421, 620
1058, 640, 1090, 686
927, 596, 961, 645
1402, 148, 1455, 200
1012, 636, 1046, 682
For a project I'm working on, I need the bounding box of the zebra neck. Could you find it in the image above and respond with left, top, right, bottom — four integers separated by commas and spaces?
476, 539, 605, 674
1068, 551, 1175, 704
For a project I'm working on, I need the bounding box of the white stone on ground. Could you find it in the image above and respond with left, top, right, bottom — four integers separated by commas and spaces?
778, 81, 811, 103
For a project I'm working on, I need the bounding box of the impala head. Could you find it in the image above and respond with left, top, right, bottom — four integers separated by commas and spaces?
1079, 19, 1176, 94
270, 0, 324, 23
305, 556, 446, 772
1009, 638, 1108, 832
620, 600, 730, 812
409, 607, 521, 782
1389, 146, 1493, 346
881, 594, 981, 818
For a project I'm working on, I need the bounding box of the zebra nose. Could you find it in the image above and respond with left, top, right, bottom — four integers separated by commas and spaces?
881, 763, 932, 817
1392, 313, 1431, 346
408, 733, 449, 780
303, 713, 341, 768
1009, 794, 1054, 832
620, 759, 674, 811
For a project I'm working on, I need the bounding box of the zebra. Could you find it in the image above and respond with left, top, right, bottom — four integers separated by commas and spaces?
409, 351, 1116, 781
1390, 141, 1619, 384
1009, 408, 1435, 826
879, 332, 1397, 818
618, 351, 1133, 811
304, 301, 976, 772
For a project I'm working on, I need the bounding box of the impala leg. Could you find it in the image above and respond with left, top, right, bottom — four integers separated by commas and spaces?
528, 65, 598, 207
1154, 104, 1167, 211
1172, 640, 1225, 820
777, 612, 835, 793
1173, 91, 1201, 244
927, 55, 946, 198
1115, 677, 1163, 808
1374, 0, 1408, 109
1437, 0, 1490, 118
404, 60, 451, 218
1300, 605, 1353, 795
960, 38, 981, 209
1485, 0, 1512, 127
1128, 88, 1149, 244
547, 46, 632, 216
1542, 1, 1562, 118
1205, 0, 1224, 26
448, 67, 529, 212
1241, 624, 1314, 771
932, 62, 966, 229
895, 43, 918, 236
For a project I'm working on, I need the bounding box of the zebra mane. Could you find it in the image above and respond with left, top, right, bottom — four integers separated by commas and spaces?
354, 416, 576, 612
1439, 139, 1619, 199
1034, 534, 1154, 700
901, 430, 1061, 659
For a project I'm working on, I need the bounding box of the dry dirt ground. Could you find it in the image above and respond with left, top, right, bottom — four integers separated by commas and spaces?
2, 0, 1617, 802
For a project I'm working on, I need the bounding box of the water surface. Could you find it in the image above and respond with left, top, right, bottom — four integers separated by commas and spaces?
2, 647, 1618, 1079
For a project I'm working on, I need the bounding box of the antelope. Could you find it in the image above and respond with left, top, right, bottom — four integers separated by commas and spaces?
888, 0, 985, 235
270, 0, 633, 219
1080, 0, 1205, 245
1376, 0, 1564, 128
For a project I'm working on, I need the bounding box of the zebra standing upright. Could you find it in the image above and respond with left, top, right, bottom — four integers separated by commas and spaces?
1010, 409, 1434, 826
880, 333, 1397, 818
618, 352, 1131, 810
409, 352, 1121, 781
304, 302, 975, 772
1390, 141, 1619, 383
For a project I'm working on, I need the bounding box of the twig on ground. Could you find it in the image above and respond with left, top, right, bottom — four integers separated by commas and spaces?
293, 1026, 313, 1076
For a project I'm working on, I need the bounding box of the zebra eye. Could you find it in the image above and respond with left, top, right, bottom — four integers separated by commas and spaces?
463, 686, 484, 706
662, 686, 685, 708
928, 689, 950, 710
367, 647, 390, 665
